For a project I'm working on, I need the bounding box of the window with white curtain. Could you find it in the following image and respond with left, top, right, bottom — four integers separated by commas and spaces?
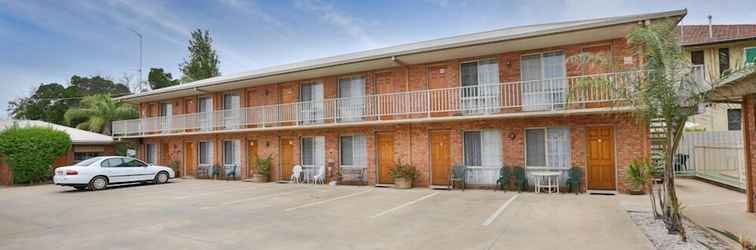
338, 76, 365, 121
223, 92, 241, 129
198, 141, 213, 166
300, 82, 324, 124
460, 59, 501, 114
340, 135, 367, 168
301, 136, 325, 180
198, 96, 213, 131
525, 128, 571, 169
521, 52, 567, 111
159, 103, 172, 133
463, 129, 502, 185
223, 140, 241, 177
145, 144, 158, 164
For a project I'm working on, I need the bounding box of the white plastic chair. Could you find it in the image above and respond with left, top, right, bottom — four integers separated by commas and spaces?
312, 165, 326, 184
290, 165, 303, 184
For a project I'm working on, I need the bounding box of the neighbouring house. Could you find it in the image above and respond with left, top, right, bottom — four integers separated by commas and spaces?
681, 23, 756, 131
111, 10, 692, 193
709, 69, 756, 213
0, 120, 114, 185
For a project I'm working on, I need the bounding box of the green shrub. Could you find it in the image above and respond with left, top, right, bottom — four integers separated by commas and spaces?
0, 125, 71, 184
256, 154, 273, 177
388, 161, 418, 180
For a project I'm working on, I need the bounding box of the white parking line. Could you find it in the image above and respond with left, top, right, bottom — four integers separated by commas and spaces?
284, 189, 373, 212
199, 188, 308, 210
481, 194, 518, 226
173, 186, 267, 200
369, 192, 438, 219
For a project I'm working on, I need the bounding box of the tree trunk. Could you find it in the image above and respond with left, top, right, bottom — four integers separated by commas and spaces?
662, 118, 687, 241
103, 121, 112, 136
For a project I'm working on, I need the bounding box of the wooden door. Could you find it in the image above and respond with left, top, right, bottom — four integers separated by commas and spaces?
184, 142, 196, 177
280, 138, 295, 180
430, 131, 451, 186
247, 140, 258, 177
587, 127, 615, 190
376, 132, 395, 184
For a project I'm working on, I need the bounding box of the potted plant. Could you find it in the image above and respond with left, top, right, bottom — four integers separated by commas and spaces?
252, 155, 272, 183
389, 161, 417, 189
169, 160, 181, 177
626, 159, 650, 195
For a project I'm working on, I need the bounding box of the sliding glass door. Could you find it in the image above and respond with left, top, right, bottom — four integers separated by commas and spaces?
521, 52, 567, 111
460, 59, 501, 115
300, 82, 324, 124
338, 76, 365, 122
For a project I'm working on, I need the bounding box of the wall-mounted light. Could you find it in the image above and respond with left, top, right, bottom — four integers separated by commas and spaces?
508, 131, 517, 141
249, 141, 255, 146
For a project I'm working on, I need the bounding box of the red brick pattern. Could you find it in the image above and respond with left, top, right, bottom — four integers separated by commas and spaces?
141, 113, 646, 192
744, 94, 756, 212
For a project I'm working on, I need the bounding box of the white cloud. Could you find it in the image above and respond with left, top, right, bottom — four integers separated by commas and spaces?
294, 0, 378, 48
217, 0, 288, 29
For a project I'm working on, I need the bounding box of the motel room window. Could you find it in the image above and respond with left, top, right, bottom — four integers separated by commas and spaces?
223, 140, 241, 177
146, 144, 158, 164
159, 103, 172, 132
521, 51, 567, 111
223, 92, 241, 129
460, 59, 500, 114
198, 141, 214, 166
525, 128, 571, 169
301, 136, 326, 180
690, 50, 705, 66
728, 109, 742, 131
300, 82, 324, 124
463, 130, 502, 167
338, 76, 366, 121
718, 48, 730, 76
198, 96, 213, 130
340, 135, 368, 168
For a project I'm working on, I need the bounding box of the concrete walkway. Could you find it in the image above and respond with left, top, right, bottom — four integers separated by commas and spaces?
675, 178, 756, 239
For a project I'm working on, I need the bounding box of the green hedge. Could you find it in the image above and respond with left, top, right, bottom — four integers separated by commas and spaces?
0, 126, 71, 184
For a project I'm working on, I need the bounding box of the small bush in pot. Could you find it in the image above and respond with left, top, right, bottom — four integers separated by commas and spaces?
626, 158, 651, 195
253, 154, 272, 183
389, 161, 417, 189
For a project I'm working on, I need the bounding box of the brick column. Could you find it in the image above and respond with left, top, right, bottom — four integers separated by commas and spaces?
744, 94, 756, 213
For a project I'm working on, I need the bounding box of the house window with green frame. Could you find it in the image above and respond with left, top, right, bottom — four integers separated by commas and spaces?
745, 47, 756, 65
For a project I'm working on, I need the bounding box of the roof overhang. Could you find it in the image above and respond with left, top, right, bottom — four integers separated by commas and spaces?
118, 9, 687, 103
709, 69, 756, 103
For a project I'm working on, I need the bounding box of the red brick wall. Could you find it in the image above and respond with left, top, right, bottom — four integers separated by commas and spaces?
144, 113, 647, 192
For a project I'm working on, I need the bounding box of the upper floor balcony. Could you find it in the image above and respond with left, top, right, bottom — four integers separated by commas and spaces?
112, 70, 653, 138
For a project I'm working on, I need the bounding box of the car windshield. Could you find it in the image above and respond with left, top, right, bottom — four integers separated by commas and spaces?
75, 157, 104, 166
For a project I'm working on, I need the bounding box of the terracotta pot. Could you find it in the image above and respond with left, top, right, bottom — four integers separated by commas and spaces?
251, 174, 269, 183
394, 177, 413, 189
628, 187, 644, 195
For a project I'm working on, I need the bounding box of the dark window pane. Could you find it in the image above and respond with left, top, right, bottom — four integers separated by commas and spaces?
719, 48, 730, 76
728, 109, 742, 131
300, 84, 312, 102
461, 62, 478, 87
691, 50, 704, 65
526, 129, 546, 166
464, 131, 481, 166
340, 136, 353, 165
224, 141, 234, 164
301, 138, 314, 165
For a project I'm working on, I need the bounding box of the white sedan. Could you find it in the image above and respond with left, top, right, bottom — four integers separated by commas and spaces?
54, 156, 175, 191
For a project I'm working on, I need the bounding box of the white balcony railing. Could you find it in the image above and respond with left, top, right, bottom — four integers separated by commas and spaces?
113, 71, 647, 137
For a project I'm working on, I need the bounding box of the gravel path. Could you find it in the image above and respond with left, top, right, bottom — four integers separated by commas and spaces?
627, 211, 734, 250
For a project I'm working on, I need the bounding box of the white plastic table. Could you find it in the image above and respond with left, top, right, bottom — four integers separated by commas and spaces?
531, 171, 560, 194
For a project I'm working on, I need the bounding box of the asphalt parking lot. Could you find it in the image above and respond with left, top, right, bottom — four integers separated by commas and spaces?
0, 180, 653, 250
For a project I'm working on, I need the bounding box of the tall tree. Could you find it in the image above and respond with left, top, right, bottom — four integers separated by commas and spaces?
70, 75, 131, 97
63, 95, 138, 135
7, 83, 80, 125
148, 68, 180, 90
180, 29, 220, 82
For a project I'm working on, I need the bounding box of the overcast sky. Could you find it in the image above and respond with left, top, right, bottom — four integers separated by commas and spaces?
1, 0, 754, 118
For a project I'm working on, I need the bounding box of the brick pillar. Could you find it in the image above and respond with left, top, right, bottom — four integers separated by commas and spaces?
744, 94, 756, 213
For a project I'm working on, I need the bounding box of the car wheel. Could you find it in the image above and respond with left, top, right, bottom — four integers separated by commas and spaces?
88, 176, 108, 191
155, 171, 169, 184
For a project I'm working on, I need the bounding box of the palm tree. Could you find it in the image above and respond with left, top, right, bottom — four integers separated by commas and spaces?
64, 95, 138, 135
